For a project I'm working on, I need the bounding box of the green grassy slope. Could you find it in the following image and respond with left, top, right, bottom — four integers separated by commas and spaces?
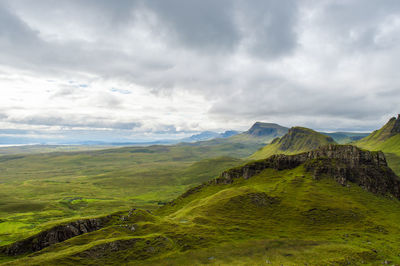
0, 122, 289, 246
355, 116, 400, 175
0, 143, 254, 246
5, 166, 400, 265
250, 127, 336, 160
356, 117, 398, 147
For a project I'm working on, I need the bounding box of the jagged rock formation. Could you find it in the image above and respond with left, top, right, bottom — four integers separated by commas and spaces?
1, 217, 110, 256
217, 145, 400, 199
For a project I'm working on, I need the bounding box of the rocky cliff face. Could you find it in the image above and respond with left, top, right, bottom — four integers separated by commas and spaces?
218, 145, 400, 199
1, 217, 110, 256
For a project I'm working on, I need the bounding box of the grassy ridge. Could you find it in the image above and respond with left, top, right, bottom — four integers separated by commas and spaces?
355, 117, 400, 175
250, 127, 336, 160
5, 166, 400, 265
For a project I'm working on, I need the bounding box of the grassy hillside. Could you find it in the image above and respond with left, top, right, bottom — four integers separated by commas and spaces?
0, 143, 253, 246
355, 116, 400, 175
0, 122, 291, 246
250, 127, 336, 160
357, 116, 399, 147
4, 162, 400, 265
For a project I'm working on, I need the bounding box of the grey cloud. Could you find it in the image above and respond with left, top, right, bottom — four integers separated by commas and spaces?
313, 1, 400, 51
236, 0, 298, 58
144, 0, 239, 52
0, 0, 399, 133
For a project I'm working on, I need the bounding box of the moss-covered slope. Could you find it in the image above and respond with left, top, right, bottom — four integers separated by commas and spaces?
250, 127, 336, 160
3, 145, 400, 265
355, 115, 400, 174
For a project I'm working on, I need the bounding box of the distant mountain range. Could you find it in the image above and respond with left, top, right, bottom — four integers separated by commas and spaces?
180, 130, 240, 142
0, 121, 371, 147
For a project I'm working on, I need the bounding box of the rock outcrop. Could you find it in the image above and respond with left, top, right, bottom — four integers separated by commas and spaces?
1, 217, 110, 256
391, 114, 400, 134
218, 145, 400, 199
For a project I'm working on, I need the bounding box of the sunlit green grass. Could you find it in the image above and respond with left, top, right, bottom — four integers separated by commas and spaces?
5, 166, 400, 265
0, 144, 256, 245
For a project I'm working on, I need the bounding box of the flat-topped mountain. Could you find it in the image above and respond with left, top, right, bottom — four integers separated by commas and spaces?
189, 122, 289, 154
245, 122, 289, 137
250, 126, 336, 160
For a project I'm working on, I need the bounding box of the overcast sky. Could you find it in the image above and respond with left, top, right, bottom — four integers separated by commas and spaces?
0, 0, 399, 142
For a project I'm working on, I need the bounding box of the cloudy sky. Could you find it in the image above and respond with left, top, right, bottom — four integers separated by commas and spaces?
0, 0, 399, 143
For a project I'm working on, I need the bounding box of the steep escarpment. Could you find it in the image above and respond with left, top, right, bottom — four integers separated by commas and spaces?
1, 217, 111, 256
212, 145, 400, 199
250, 127, 336, 160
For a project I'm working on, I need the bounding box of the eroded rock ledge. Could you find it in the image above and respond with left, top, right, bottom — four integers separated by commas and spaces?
221, 144, 400, 198
182, 145, 400, 200
1, 217, 110, 256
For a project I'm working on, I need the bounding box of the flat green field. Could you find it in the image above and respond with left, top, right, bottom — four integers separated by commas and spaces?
0, 142, 262, 246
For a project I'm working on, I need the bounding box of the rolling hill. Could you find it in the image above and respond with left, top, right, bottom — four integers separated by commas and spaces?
3, 145, 400, 265
0, 121, 290, 248
250, 126, 336, 160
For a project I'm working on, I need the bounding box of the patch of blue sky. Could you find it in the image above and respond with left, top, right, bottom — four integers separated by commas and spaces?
110, 88, 131, 94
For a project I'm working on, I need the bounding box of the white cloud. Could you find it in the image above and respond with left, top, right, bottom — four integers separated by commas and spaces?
0, 0, 399, 142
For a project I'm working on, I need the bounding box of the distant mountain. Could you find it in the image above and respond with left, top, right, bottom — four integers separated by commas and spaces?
320, 132, 369, 144
219, 130, 240, 138
220, 122, 289, 145
182, 131, 221, 142
245, 122, 289, 137
181, 130, 240, 143
250, 126, 336, 160
181, 123, 288, 144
